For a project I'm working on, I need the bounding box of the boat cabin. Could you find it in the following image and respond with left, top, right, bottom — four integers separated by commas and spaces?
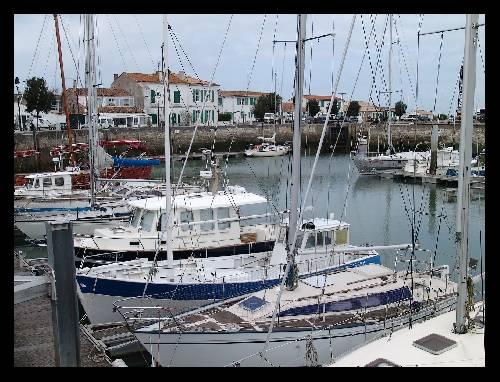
15, 171, 75, 196
99, 186, 273, 250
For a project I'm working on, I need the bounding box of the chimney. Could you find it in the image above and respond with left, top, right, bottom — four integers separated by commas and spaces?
73, 79, 77, 88
113, 73, 118, 81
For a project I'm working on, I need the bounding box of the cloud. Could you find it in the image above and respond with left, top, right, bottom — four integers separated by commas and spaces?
14, 13, 485, 113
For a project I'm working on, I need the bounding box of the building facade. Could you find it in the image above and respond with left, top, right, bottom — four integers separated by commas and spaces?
302, 95, 345, 116
218, 91, 268, 123
111, 71, 220, 127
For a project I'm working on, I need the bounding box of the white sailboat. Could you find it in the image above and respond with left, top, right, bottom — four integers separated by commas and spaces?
127, 14, 458, 367
76, 14, 384, 326
331, 15, 485, 367
244, 133, 291, 157
352, 15, 426, 174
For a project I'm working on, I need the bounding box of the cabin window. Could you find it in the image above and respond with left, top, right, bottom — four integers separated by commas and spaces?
295, 232, 304, 249
305, 233, 316, 249
26, 179, 34, 189
217, 207, 230, 230
133, 117, 139, 125
180, 210, 193, 232
335, 228, 348, 245
140, 211, 156, 232
54, 177, 64, 187
34, 179, 40, 188
324, 231, 332, 246
200, 209, 214, 232
43, 178, 52, 187
158, 213, 168, 231
131, 209, 142, 228
316, 231, 324, 247
218, 97, 223, 106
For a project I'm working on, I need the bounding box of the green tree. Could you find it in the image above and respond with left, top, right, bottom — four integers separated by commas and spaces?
346, 101, 361, 117
307, 99, 320, 117
24, 77, 55, 130
332, 99, 340, 116
252, 92, 282, 121
394, 101, 407, 118
438, 114, 448, 120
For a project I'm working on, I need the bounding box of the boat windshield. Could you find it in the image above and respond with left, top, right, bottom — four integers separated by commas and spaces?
140, 211, 157, 232
130, 208, 142, 228
26, 178, 34, 189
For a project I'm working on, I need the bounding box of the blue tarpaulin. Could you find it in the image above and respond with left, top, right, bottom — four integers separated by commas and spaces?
112, 157, 160, 167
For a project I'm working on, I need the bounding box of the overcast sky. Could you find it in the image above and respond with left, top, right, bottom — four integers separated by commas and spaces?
14, 14, 485, 114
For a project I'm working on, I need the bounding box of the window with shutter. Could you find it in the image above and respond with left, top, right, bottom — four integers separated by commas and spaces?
174, 90, 180, 104
150, 90, 156, 104
192, 89, 196, 102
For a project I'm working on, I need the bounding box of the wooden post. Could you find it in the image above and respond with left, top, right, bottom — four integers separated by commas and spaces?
430, 124, 438, 175
46, 221, 81, 367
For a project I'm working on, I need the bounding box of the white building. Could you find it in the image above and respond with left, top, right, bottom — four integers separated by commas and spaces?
302, 95, 345, 116
218, 91, 268, 124
111, 71, 220, 127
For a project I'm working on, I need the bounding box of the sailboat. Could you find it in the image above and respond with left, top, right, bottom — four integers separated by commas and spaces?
331, 15, 485, 367
127, 14, 457, 367
352, 14, 427, 174
244, 133, 291, 157
76, 14, 386, 326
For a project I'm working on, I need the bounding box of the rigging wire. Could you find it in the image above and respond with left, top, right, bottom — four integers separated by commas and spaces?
262, 14, 358, 355
175, 14, 234, 189
431, 33, 444, 114
134, 14, 157, 71
27, 14, 48, 79
105, 14, 128, 72
112, 14, 140, 71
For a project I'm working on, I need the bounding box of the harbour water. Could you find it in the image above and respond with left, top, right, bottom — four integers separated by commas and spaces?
14, 153, 485, 366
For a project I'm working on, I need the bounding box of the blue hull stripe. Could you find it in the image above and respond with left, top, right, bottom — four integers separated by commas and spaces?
77, 255, 380, 301
277, 286, 411, 317
15, 206, 92, 213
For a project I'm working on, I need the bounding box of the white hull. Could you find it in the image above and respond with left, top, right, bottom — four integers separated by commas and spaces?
15, 215, 129, 241
135, 297, 456, 367
244, 149, 289, 157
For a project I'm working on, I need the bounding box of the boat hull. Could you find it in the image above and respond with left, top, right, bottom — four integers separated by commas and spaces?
353, 156, 407, 174
134, 297, 456, 367
76, 254, 381, 325
15, 215, 130, 241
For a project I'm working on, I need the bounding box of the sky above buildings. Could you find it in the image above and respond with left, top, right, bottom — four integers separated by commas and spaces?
14, 14, 485, 115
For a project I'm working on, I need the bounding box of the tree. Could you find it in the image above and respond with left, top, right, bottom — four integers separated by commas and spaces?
438, 114, 448, 120
307, 99, 320, 117
252, 92, 282, 121
346, 101, 360, 117
24, 77, 55, 130
394, 101, 407, 118
332, 99, 340, 116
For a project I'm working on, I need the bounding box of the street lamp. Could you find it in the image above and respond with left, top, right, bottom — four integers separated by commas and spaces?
15, 77, 22, 130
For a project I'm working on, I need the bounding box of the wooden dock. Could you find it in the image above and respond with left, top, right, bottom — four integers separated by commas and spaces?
14, 254, 111, 367
376, 169, 485, 187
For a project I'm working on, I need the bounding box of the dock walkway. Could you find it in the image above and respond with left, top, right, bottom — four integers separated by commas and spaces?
14, 254, 110, 367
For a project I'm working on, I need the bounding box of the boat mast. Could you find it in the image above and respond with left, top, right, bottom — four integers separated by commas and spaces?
53, 14, 75, 166
454, 14, 478, 334
286, 14, 307, 288
84, 14, 98, 207
387, 14, 393, 153
162, 14, 174, 270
